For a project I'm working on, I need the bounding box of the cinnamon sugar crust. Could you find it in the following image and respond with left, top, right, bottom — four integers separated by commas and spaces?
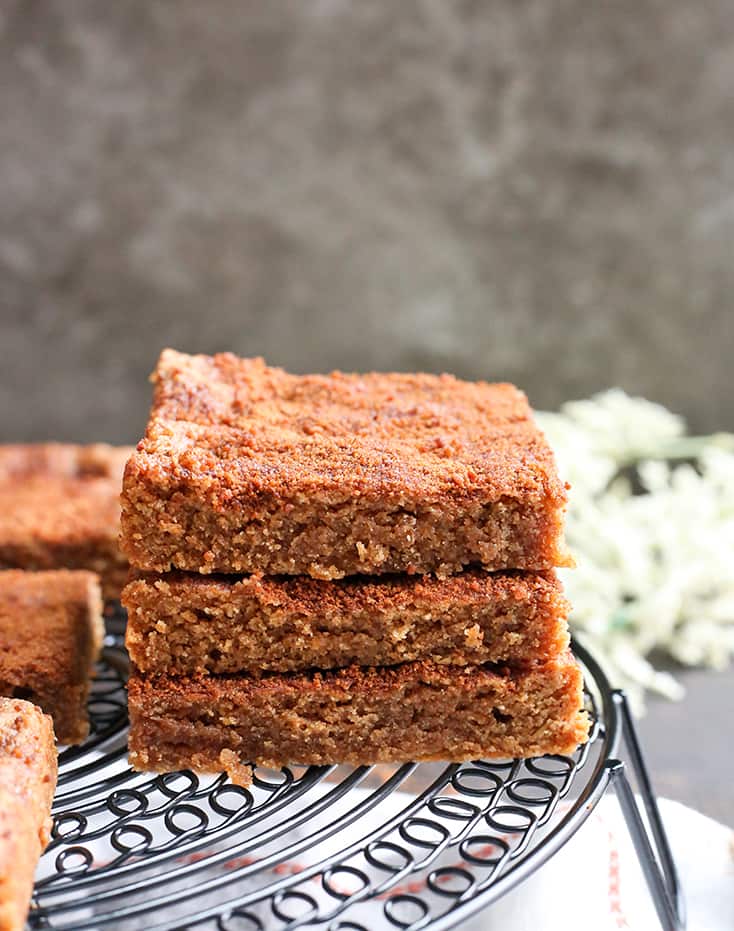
0, 444, 132, 600
0, 697, 57, 931
0, 570, 104, 744
127, 655, 589, 773
120, 350, 571, 578
123, 569, 570, 676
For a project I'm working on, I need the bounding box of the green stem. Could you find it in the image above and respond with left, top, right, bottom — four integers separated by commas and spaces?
618, 432, 734, 467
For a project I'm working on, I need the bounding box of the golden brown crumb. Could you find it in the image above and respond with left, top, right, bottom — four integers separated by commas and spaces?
218, 749, 253, 788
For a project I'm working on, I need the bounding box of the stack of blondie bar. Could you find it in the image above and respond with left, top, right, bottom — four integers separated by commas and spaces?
121, 350, 588, 784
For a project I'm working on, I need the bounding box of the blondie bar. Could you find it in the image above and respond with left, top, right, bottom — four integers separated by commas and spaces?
0, 444, 132, 600
0, 698, 57, 931
123, 569, 569, 676
0, 570, 104, 744
127, 655, 588, 774
120, 351, 571, 578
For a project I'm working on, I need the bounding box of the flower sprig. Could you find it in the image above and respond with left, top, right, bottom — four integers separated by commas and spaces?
536, 390, 734, 712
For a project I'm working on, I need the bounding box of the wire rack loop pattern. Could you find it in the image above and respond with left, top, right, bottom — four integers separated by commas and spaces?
30, 612, 685, 931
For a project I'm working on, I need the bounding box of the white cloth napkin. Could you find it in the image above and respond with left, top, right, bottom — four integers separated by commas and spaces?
463, 797, 733, 931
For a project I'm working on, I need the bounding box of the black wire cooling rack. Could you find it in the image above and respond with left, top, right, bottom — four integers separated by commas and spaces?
29, 609, 685, 931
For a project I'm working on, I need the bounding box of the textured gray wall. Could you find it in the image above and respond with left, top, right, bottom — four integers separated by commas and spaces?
1, 0, 733, 443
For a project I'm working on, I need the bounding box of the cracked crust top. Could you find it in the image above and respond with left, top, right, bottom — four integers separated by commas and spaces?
127, 350, 567, 505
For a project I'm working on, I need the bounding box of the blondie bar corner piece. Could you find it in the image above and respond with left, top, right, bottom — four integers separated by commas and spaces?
127, 655, 589, 777
120, 350, 572, 579
0, 443, 133, 600
0, 569, 105, 745
0, 697, 57, 931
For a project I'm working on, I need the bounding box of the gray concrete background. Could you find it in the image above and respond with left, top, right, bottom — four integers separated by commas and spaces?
639, 666, 733, 824
1, 0, 734, 444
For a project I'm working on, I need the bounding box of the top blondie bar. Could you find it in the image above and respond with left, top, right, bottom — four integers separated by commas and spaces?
120, 350, 571, 578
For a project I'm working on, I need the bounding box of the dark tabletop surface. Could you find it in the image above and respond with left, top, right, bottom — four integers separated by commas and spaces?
636, 664, 733, 826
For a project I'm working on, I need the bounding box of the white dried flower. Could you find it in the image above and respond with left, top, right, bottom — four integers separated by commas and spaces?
536, 392, 734, 712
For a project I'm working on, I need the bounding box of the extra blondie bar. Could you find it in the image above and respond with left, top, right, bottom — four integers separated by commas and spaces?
127, 655, 588, 776
0, 570, 104, 744
120, 351, 571, 579
123, 569, 569, 676
0, 698, 57, 931
0, 444, 132, 600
